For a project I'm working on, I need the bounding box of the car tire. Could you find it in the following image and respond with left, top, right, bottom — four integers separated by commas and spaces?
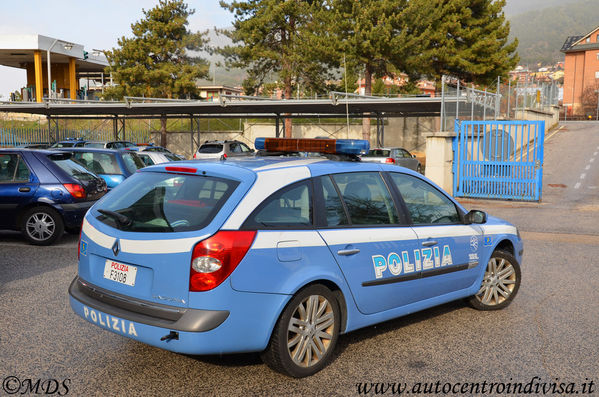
261, 284, 341, 378
469, 250, 521, 310
20, 206, 64, 246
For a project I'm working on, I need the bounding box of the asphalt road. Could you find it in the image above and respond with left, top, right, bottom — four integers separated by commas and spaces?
1, 121, 598, 396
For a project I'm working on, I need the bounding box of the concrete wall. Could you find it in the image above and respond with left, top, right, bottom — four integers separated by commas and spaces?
514, 106, 559, 133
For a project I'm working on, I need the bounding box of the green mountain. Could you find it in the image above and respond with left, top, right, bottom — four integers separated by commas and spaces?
504, 0, 578, 16
509, 0, 599, 65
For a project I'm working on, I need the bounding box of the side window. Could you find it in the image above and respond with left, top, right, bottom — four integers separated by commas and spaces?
243, 180, 312, 228
332, 172, 398, 225
140, 155, 155, 166
0, 154, 30, 182
390, 173, 460, 225
229, 143, 241, 153
240, 143, 251, 152
317, 175, 349, 227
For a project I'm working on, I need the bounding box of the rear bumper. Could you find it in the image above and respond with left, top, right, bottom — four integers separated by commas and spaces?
69, 276, 290, 354
60, 201, 96, 228
69, 277, 229, 332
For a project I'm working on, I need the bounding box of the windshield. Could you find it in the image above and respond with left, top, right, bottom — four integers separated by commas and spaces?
121, 152, 146, 174
95, 172, 239, 232
199, 144, 223, 154
164, 153, 181, 162
364, 149, 391, 157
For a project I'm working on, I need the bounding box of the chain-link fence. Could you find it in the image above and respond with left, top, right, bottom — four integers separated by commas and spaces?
441, 75, 560, 131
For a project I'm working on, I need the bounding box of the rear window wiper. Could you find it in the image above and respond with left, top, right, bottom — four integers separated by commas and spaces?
97, 209, 132, 228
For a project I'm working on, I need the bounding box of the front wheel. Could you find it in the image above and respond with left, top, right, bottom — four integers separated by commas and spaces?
261, 284, 341, 377
20, 207, 64, 246
469, 250, 521, 310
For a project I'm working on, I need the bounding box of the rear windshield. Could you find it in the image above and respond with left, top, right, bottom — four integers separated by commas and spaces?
364, 149, 390, 157
48, 153, 98, 182
51, 142, 76, 148
198, 144, 223, 153
121, 152, 146, 174
95, 172, 239, 232
71, 152, 120, 175
84, 142, 105, 148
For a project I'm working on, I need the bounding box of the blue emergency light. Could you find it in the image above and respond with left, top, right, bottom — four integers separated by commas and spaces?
255, 138, 369, 155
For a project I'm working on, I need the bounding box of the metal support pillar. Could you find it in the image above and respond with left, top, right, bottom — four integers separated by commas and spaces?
47, 116, 59, 143
113, 116, 125, 141
375, 113, 385, 147
190, 115, 200, 155
275, 114, 281, 137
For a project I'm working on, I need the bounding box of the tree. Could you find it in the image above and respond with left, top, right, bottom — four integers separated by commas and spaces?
103, 0, 210, 147
325, 0, 426, 140
414, 0, 519, 85
104, 0, 210, 100
218, 0, 333, 137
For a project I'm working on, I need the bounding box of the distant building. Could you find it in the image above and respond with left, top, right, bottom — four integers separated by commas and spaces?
197, 85, 243, 101
561, 26, 599, 115
0, 34, 109, 102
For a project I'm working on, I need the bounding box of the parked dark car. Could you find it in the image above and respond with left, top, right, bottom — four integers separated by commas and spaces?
0, 149, 107, 245
50, 138, 87, 148
55, 148, 145, 190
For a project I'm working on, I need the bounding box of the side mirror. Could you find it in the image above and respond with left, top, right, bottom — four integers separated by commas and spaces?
464, 210, 487, 224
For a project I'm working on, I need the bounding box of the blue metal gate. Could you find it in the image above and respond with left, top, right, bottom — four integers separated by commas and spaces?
453, 120, 545, 201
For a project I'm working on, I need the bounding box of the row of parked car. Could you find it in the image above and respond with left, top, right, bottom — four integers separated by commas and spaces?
0, 137, 422, 245
0, 139, 188, 245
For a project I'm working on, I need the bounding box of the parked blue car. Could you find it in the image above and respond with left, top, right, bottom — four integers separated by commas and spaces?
0, 149, 107, 245
55, 148, 145, 190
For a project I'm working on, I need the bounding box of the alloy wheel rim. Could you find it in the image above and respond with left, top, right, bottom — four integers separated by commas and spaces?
476, 256, 517, 306
26, 213, 55, 241
287, 294, 335, 368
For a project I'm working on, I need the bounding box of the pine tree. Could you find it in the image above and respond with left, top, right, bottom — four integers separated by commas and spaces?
325, 0, 424, 140
104, 0, 210, 100
218, 0, 333, 137
412, 0, 519, 85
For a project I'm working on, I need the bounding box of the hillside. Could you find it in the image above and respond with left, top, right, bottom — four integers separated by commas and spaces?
504, 0, 578, 16
509, 0, 599, 65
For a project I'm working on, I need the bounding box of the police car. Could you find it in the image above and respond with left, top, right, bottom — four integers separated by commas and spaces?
69, 138, 522, 377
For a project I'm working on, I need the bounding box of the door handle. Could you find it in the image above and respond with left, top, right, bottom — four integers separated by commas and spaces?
421, 240, 438, 247
337, 248, 360, 256
18, 187, 31, 193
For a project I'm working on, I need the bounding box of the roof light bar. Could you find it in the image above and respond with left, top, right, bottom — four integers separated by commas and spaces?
255, 138, 369, 155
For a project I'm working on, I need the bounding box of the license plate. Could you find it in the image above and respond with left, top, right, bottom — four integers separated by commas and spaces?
103, 259, 137, 287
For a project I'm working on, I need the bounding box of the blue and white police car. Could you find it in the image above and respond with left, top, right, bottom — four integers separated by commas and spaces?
69, 138, 522, 377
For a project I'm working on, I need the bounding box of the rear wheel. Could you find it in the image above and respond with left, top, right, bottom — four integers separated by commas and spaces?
261, 284, 340, 377
20, 207, 64, 245
469, 250, 521, 310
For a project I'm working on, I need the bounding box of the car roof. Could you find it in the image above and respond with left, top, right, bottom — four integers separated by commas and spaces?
142, 156, 419, 177
54, 147, 132, 154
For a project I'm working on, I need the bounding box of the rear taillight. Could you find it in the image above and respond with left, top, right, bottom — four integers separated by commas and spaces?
385, 158, 395, 164
193, 153, 197, 159
189, 231, 256, 292
63, 183, 86, 199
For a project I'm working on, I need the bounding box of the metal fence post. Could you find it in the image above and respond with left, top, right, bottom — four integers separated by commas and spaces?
440, 75, 446, 131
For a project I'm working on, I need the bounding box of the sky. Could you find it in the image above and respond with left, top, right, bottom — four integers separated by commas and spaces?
0, 0, 234, 98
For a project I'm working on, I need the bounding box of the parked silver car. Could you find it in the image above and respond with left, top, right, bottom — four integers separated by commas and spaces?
361, 147, 422, 173
193, 140, 254, 160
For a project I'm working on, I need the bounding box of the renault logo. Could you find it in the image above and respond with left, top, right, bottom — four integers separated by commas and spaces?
112, 239, 120, 256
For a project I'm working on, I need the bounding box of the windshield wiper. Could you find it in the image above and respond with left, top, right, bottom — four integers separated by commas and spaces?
98, 209, 132, 228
